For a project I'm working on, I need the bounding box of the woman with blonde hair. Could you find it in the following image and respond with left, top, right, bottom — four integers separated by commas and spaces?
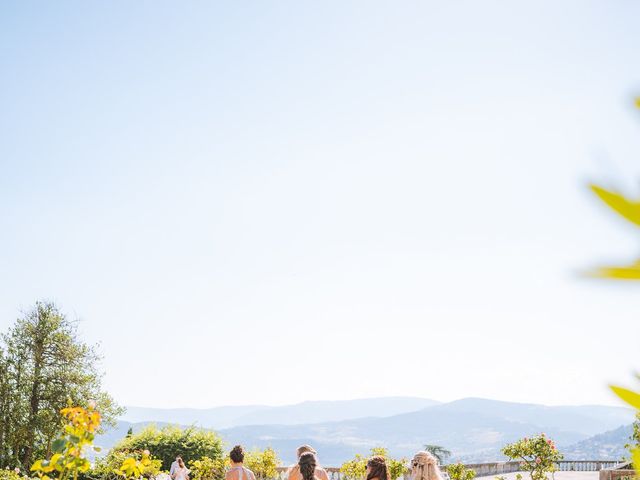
287, 445, 329, 480
410, 451, 444, 480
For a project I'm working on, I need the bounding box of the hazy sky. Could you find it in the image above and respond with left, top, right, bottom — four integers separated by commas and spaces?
2, 1, 640, 409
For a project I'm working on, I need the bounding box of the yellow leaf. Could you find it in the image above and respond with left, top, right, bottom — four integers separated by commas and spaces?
31, 461, 43, 471
611, 385, 640, 409
632, 447, 640, 473
590, 184, 640, 227
635, 97, 640, 109
589, 261, 640, 280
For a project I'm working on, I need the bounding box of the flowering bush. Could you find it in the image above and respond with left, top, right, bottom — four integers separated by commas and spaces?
30, 406, 158, 480
30, 405, 102, 480
0, 469, 26, 480
189, 456, 229, 480
340, 448, 407, 480
244, 448, 280, 480
501, 434, 563, 480
446, 463, 475, 480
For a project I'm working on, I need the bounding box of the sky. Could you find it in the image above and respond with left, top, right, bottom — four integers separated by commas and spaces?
2, 0, 640, 409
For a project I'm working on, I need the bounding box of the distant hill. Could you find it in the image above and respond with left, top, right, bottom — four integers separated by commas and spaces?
562, 424, 632, 460
121, 397, 440, 429
98, 397, 635, 465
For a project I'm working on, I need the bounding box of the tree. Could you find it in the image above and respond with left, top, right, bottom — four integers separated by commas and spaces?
109, 425, 224, 471
0, 301, 123, 469
422, 445, 451, 465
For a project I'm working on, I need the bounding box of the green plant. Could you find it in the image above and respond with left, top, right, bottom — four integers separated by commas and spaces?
0, 469, 25, 480
611, 383, 640, 471
109, 425, 224, 471
189, 456, 228, 480
340, 448, 407, 480
244, 448, 280, 480
90, 450, 161, 480
624, 412, 640, 461
501, 434, 563, 480
30, 405, 102, 480
446, 463, 475, 480
0, 302, 123, 469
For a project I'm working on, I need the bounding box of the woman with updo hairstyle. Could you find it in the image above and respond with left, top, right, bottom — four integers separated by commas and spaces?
410, 451, 444, 480
366, 456, 390, 480
298, 452, 318, 480
226, 445, 256, 480
288, 446, 329, 480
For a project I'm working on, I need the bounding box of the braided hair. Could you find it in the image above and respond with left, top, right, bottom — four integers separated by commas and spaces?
366, 456, 389, 480
298, 452, 317, 480
411, 451, 443, 480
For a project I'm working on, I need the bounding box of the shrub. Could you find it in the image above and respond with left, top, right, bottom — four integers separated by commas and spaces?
109, 425, 224, 471
340, 448, 407, 480
446, 463, 475, 480
0, 469, 26, 480
30, 406, 154, 480
501, 434, 563, 480
90, 450, 161, 480
189, 457, 229, 480
244, 448, 280, 480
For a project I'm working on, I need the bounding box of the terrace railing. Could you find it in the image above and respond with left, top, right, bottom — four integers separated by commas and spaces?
276, 460, 621, 480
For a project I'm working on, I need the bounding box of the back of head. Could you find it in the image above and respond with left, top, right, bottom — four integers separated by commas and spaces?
230, 445, 245, 464
298, 452, 317, 480
411, 451, 443, 480
296, 445, 317, 459
367, 456, 389, 480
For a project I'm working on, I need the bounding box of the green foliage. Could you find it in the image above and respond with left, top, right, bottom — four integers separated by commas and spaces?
501, 434, 563, 480
110, 425, 224, 471
244, 448, 280, 480
624, 412, 640, 460
189, 456, 228, 480
612, 381, 640, 472
0, 302, 123, 469
422, 446, 450, 465
90, 450, 161, 480
340, 448, 407, 480
30, 405, 153, 480
0, 469, 25, 480
446, 463, 475, 480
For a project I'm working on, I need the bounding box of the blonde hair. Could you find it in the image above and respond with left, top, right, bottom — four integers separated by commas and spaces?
411, 452, 444, 480
296, 445, 317, 458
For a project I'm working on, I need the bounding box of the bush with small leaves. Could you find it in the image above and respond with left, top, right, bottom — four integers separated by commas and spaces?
501, 434, 562, 480
189, 457, 229, 480
446, 463, 475, 480
340, 448, 407, 480
244, 449, 280, 480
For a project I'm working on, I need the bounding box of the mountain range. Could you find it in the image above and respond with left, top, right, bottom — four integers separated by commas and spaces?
98, 397, 635, 465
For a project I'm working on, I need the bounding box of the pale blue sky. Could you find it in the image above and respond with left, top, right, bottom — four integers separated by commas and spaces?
2, 1, 640, 409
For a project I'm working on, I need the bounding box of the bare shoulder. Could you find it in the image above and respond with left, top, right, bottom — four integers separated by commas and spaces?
316, 467, 330, 480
